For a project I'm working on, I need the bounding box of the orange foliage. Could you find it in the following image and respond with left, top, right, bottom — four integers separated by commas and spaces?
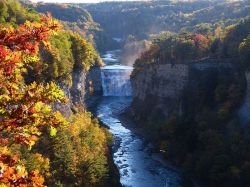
0, 14, 66, 186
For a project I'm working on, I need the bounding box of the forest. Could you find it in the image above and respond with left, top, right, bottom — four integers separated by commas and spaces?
82, 0, 250, 40
1, 0, 250, 187
0, 0, 118, 186
132, 16, 250, 187
34, 3, 120, 52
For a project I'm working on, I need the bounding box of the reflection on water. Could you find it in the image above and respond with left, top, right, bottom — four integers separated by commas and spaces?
96, 97, 182, 187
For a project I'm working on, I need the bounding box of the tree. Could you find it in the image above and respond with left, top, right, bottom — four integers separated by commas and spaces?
42, 112, 109, 186
239, 34, 250, 68
0, 14, 67, 186
174, 38, 196, 62
0, 1, 9, 23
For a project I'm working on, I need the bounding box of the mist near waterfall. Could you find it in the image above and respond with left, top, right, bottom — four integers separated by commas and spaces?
121, 38, 151, 66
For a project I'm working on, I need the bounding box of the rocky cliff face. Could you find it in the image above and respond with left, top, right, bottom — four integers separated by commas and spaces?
55, 66, 103, 117
130, 61, 241, 122
131, 64, 189, 120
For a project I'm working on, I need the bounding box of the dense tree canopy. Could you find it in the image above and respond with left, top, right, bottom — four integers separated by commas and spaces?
132, 14, 250, 187
0, 13, 66, 186
134, 16, 250, 72
0, 2, 112, 186
37, 112, 111, 186
0, 0, 39, 25
34, 3, 119, 52
83, 0, 250, 40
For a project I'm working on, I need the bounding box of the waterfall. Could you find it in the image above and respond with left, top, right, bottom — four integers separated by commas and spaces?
239, 72, 250, 126
101, 65, 133, 96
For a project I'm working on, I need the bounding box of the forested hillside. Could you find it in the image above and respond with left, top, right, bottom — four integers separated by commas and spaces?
0, 0, 39, 25
83, 0, 250, 40
131, 12, 250, 187
134, 16, 250, 70
26, 0, 250, 53
1, 0, 250, 187
35, 3, 99, 37
33, 3, 120, 52
0, 1, 118, 186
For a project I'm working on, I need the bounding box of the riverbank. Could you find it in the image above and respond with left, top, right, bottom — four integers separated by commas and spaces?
95, 97, 183, 187
86, 96, 122, 187
119, 109, 201, 187
91, 50, 188, 187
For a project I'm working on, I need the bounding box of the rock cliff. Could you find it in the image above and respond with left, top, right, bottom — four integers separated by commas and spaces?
131, 64, 189, 120
55, 66, 103, 117
130, 60, 242, 122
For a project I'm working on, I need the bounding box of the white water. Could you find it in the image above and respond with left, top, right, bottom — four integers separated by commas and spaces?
101, 65, 133, 96
97, 50, 190, 187
101, 49, 121, 65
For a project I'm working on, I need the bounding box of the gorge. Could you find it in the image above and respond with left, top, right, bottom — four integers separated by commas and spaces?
94, 51, 192, 187
1, 1, 250, 187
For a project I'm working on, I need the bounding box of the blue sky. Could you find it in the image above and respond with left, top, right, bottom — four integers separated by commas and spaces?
30, 0, 146, 3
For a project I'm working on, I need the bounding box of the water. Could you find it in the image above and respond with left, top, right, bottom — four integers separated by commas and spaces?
101, 65, 133, 96
96, 97, 182, 187
239, 72, 250, 126
101, 49, 122, 65
95, 50, 184, 187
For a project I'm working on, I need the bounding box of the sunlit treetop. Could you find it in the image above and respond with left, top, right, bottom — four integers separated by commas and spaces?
0, 14, 67, 186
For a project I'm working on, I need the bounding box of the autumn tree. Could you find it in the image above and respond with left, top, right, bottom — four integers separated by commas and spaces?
239, 34, 250, 68
0, 14, 67, 186
40, 112, 109, 186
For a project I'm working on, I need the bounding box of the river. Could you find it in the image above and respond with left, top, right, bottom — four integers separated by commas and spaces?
94, 50, 189, 187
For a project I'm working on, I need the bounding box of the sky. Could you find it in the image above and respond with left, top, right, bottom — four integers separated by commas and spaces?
30, 0, 147, 3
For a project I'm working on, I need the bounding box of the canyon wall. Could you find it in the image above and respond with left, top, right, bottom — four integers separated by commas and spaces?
131, 64, 189, 120
130, 60, 241, 122
54, 66, 103, 117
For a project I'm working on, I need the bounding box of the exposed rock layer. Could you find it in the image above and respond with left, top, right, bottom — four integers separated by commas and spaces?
130, 60, 241, 122
55, 66, 103, 117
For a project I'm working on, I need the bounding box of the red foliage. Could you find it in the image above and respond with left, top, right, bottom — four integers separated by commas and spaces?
0, 14, 62, 186
0, 151, 44, 186
0, 14, 59, 54
193, 33, 210, 51
193, 33, 207, 42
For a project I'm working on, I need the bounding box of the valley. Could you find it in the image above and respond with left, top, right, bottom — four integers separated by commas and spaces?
1, 0, 250, 187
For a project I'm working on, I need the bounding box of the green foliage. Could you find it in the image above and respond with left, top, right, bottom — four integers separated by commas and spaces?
36, 4, 93, 23
0, 0, 39, 25
39, 112, 110, 187
40, 30, 74, 85
134, 32, 211, 71
34, 3, 119, 52
21, 150, 51, 178
70, 32, 103, 71
239, 34, 250, 69
0, 1, 9, 23
193, 23, 213, 35
223, 18, 250, 57
38, 30, 103, 86
134, 16, 250, 74
82, 0, 249, 41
